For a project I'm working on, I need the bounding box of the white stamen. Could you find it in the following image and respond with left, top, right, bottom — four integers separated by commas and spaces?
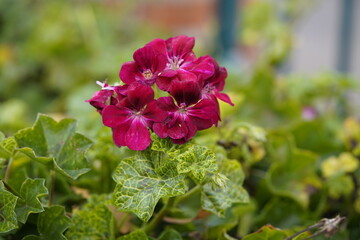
167, 56, 184, 70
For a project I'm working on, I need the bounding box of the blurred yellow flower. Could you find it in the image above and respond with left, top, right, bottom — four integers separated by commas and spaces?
321, 152, 359, 178
0, 44, 13, 65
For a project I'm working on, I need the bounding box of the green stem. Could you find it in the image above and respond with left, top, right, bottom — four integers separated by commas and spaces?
119, 212, 129, 228
48, 170, 56, 206
285, 222, 323, 240
2, 180, 21, 197
174, 185, 201, 206
4, 156, 14, 182
142, 197, 176, 234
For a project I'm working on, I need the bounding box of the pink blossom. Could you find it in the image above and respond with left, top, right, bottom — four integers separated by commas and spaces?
86, 81, 128, 113
148, 36, 215, 91
101, 83, 167, 150
153, 81, 218, 143
302, 106, 317, 121
88, 35, 233, 150
200, 56, 233, 106
120, 45, 167, 86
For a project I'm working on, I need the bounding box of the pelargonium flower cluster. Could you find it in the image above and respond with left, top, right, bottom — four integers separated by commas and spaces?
87, 35, 233, 151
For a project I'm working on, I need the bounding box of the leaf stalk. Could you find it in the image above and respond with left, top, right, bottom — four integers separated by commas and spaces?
142, 197, 176, 234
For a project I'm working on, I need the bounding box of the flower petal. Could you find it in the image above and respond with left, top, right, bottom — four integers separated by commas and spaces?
176, 70, 198, 82
119, 61, 138, 85
133, 45, 167, 74
170, 80, 201, 106
156, 71, 177, 91
120, 46, 166, 86
127, 83, 154, 109
171, 137, 187, 144
86, 89, 114, 113
102, 105, 132, 128
183, 117, 197, 139
213, 89, 234, 106
112, 121, 131, 147
187, 99, 217, 119
146, 38, 167, 56
182, 55, 215, 81
114, 85, 128, 99
142, 100, 168, 122
187, 99, 219, 129
153, 122, 169, 139
166, 35, 195, 58
189, 116, 214, 130
212, 66, 227, 91
167, 115, 188, 139
157, 96, 178, 112
125, 118, 151, 151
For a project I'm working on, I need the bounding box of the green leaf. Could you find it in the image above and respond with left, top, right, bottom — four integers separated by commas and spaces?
14, 114, 92, 180
266, 142, 321, 208
141, 150, 178, 178
242, 225, 287, 240
326, 174, 354, 199
291, 120, 344, 154
117, 230, 148, 240
158, 228, 182, 240
150, 136, 189, 156
201, 159, 249, 217
23, 205, 71, 240
0, 135, 17, 160
0, 182, 18, 233
149, 136, 189, 178
15, 178, 48, 223
177, 145, 218, 184
113, 154, 187, 222
0, 133, 17, 170
66, 195, 115, 240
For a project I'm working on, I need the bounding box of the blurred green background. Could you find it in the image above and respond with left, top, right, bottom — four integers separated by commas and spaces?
1, 0, 360, 238
0, 0, 358, 134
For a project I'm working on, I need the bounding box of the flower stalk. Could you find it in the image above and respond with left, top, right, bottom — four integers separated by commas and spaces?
285, 215, 346, 240
48, 169, 56, 206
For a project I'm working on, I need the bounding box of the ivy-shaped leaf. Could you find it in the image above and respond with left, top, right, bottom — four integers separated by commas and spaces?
242, 225, 287, 240
149, 137, 189, 178
0, 182, 18, 233
177, 145, 218, 184
15, 178, 48, 224
113, 154, 187, 222
116, 230, 148, 240
0, 132, 17, 170
158, 228, 182, 240
201, 159, 249, 217
23, 206, 71, 240
66, 195, 115, 240
0, 134, 17, 159
14, 114, 92, 180
150, 136, 189, 156
140, 150, 178, 178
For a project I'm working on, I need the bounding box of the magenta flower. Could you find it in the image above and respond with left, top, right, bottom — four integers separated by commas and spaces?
153, 80, 218, 143
148, 36, 215, 91
200, 56, 233, 106
88, 35, 233, 150
86, 81, 128, 113
120, 45, 167, 86
101, 83, 167, 150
